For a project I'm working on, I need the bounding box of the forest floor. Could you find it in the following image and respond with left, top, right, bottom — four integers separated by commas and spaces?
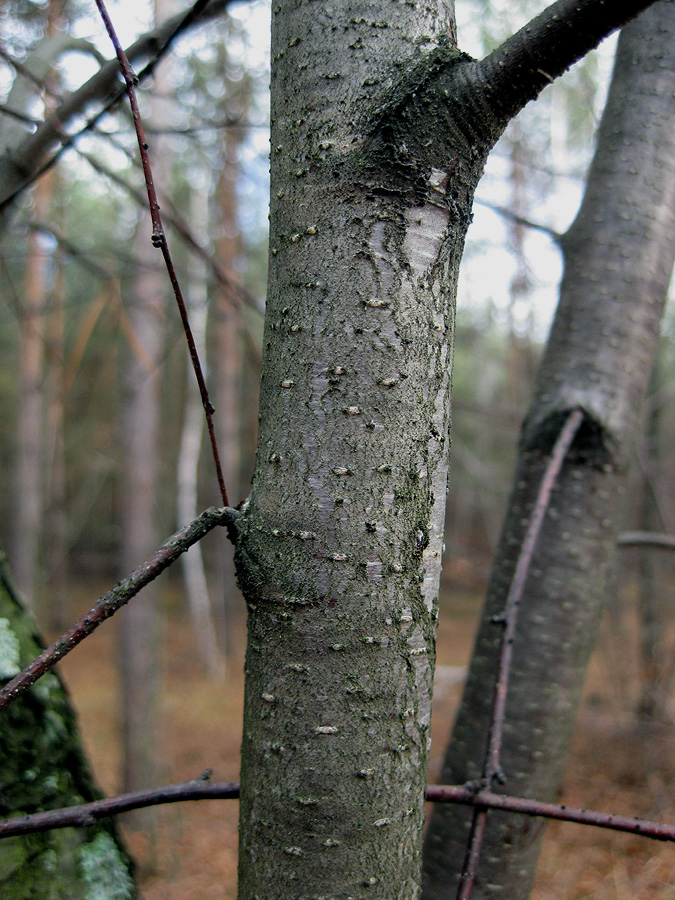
55, 572, 675, 900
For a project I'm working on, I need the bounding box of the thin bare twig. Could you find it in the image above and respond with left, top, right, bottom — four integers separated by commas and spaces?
426, 785, 675, 843
617, 531, 675, 550
0, 778, 239, 837
25, 220, 114, 281
0, 104, 42, 128
2, 777, 674, 845
457, 408, 584, 900
474, 198, 562, 241
94, 0, 230, 508
0, 507, 237, 713
0, 43, 64, 100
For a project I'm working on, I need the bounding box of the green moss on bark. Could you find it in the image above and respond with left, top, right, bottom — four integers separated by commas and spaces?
0, 548, 135, 899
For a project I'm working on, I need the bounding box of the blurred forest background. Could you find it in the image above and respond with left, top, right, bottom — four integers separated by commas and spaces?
2, 0, 675, 896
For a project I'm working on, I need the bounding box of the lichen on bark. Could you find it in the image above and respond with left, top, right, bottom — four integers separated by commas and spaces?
0, 548, 135, 899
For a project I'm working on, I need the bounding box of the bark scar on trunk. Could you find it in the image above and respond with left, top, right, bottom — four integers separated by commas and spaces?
521, 405, 613, 469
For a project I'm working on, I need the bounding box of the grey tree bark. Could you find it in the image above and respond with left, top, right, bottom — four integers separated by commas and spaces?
233, 1, 661, 898
423, 4, 675, 899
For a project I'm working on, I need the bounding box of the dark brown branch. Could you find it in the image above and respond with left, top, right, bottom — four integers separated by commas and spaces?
95, 0, 230, 508
485, 409, 584, 783
457, 408, 584, 900
474, 0, 660, 133
0, 779, 240, 837
426, 786, 675, 843
0, 507, 237, 713
2, 778, 674, 845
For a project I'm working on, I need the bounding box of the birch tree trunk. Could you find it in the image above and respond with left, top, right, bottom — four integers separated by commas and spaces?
233, 1, 660, 897
423, 5, 675, 898
177, 180, 222, 675
44, 220, 69, 630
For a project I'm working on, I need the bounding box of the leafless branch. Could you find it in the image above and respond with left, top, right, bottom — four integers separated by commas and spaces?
617, 531, 675, 550
0, 44, 60, 98
2, 777, 674, 846
78, 149, 262, 316
475, 198, 561, 242
474, 0, 660, 132
0, 104, 42, 128
0, 778, 239, 837
144, 117, 268, 136
457, 408, 584, 900
426, 785, 675, 843
0, 507, 237, 713
25, 220, 115, 281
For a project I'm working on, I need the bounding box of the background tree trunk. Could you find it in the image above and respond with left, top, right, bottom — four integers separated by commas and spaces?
176, 179, 222, 675
118, 0, 173, 833
118, 206, 165, 837
635, 359, 669, 719
44, 212, 69, 630
423, 5, 675, 898
14, 170, 51, 607
215, 105, 245, 658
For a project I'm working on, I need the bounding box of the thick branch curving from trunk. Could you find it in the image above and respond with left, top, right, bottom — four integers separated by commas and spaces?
474, 0, 663, 132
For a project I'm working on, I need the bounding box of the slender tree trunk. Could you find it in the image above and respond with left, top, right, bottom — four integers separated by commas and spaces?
14, 170, 52, 607
118, 208, 165, 832
216, 112, 244, 658
635, 356, 671, 719
177, 181, 222, 675
236, 4, 470, 895
13, 0, 65, 611
44, 223, 69, 630
233, 1, 662, 896
118, 0, 173, 828
423, 6, 675, 898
